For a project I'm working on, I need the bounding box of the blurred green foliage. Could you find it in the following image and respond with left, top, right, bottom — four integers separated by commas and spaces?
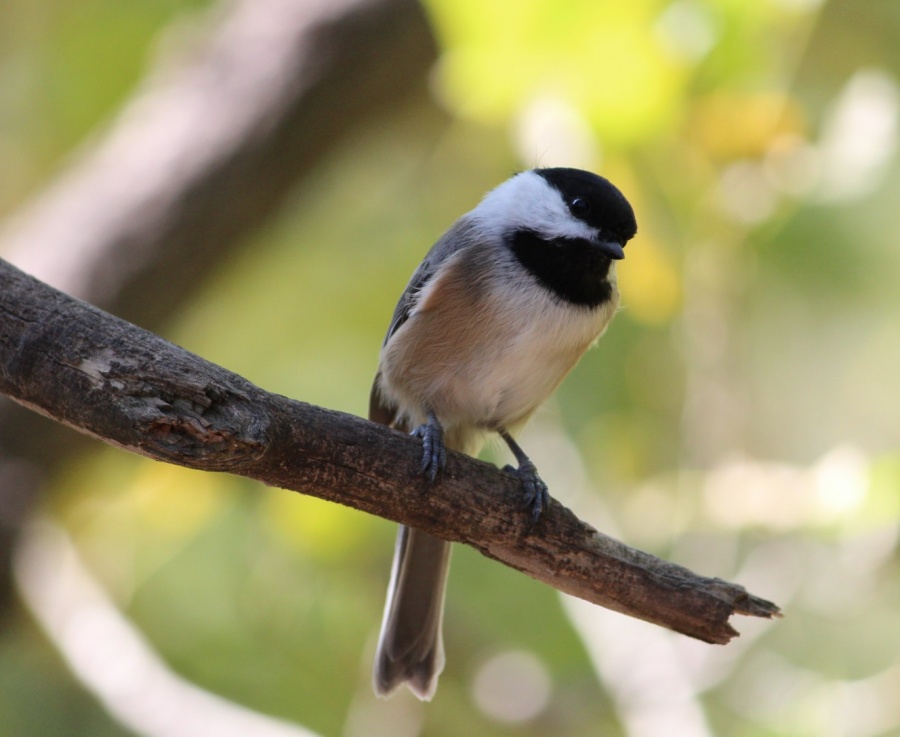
0, 0, 210, 208
3, 0, 900, 736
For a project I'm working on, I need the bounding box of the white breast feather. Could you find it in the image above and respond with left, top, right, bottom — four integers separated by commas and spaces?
467, 263, 619, 428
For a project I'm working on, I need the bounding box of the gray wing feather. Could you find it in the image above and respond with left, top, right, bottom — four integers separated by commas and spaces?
369, 217, 479, 427
381, 216, 478, 346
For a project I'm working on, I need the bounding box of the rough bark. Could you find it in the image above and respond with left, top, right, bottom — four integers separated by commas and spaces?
0, 258, 781, 644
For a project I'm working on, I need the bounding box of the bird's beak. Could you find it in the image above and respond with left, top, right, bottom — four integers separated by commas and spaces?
597, 239, 625, 260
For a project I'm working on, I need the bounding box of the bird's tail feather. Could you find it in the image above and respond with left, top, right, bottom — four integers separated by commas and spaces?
373, 525, 451, 700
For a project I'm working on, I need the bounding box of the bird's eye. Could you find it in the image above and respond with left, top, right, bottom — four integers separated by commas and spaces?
569, 197, 591, 216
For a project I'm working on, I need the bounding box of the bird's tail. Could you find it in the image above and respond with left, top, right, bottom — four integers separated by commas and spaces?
369, 378, 479, 700
373, 525, 451, 700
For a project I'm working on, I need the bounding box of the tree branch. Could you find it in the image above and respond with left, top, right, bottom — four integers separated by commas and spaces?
0, 258, 781, 643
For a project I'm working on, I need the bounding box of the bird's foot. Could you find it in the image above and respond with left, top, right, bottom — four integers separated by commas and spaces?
498, 429, 551, 524
503, 460, 550, 524
411, 411, 446, 484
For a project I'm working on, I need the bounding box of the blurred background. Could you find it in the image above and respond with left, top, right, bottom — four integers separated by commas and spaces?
2, 0, 900, 735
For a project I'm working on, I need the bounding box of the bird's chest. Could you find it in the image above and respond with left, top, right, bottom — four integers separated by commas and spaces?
468, 287, 618, 424
380, 253, 618, 428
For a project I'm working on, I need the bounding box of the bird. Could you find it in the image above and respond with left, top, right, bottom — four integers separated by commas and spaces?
368, 167, 637, 700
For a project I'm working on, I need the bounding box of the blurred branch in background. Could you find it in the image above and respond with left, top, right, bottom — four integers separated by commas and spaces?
15, 519, 324, 737
0, 257, 780, 644
0, 0, 438, 612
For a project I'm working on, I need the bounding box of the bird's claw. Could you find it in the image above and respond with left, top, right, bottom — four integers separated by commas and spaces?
503, 461, 550, 524
411, 414, 446, 484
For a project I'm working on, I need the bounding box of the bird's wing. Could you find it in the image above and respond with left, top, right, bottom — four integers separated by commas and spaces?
381, 217, 478, 346
368, 217, 481, 427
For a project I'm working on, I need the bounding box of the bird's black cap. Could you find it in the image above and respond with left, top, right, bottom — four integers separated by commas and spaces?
535, 167, 637, 245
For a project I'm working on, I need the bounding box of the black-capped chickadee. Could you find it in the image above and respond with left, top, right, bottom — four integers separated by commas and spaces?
369, 167, 637, 700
